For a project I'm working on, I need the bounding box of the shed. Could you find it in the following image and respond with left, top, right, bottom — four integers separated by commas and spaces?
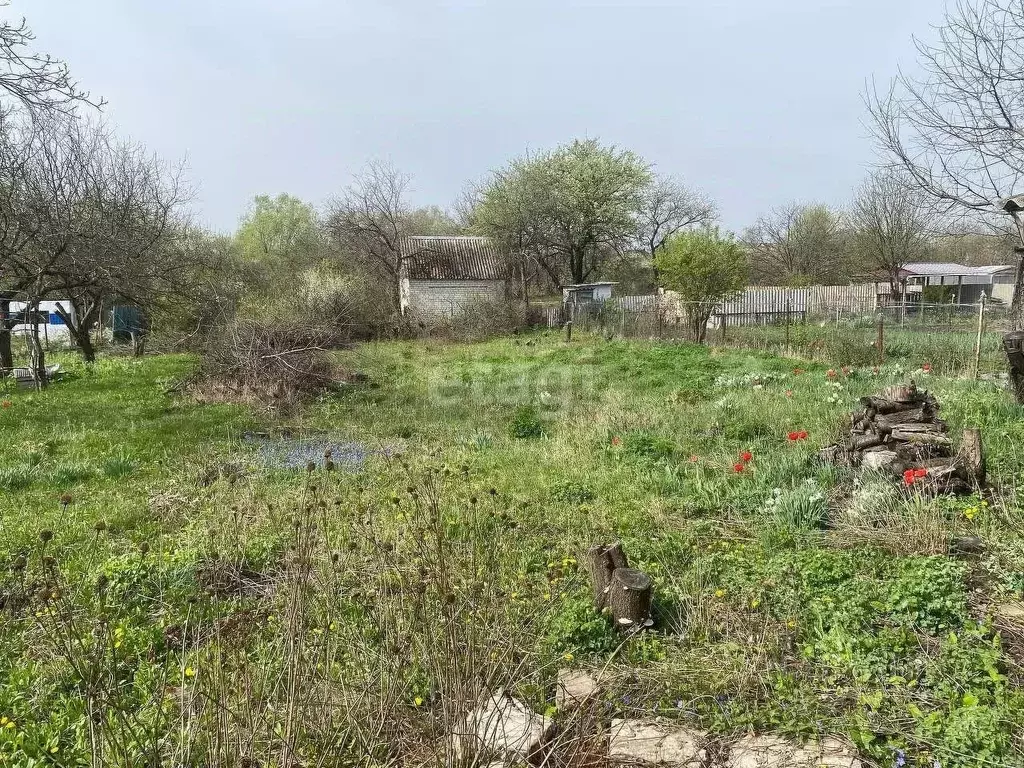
399, 236, 508, 318
894, 262, 1017, 304
562, 282, 618, 305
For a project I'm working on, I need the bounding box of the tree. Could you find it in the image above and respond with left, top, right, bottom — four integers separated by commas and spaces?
0, 7, 100, 115
326, 162, 462, 310
237, 194, 321, 269
474, 139, 652, 287
655, 228, 748, 343
636, 175, 717, 261
849, 170, 934, 299
0, 115, 187, 372
867, 0, 1024, 327
742, 204, 847, 285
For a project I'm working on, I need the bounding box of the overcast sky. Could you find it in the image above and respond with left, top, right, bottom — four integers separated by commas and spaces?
27, 0, 944, 234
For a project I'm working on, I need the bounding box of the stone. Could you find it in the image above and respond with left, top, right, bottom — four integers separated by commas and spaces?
556, 669, 601, 712
726, 734, 861, 768
451, 690, 554, 762
608, 718, 707, 766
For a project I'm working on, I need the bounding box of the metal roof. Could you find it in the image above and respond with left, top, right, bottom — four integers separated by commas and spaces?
564, 282, 619, 290
401, 236, 505, 281
900, 262, 1014, 277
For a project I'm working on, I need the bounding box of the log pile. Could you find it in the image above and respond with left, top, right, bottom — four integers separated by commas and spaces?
819, 382, 984, 495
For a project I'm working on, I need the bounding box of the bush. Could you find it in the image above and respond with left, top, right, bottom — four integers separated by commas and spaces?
509, 404, 545, 439
413, 297, 527, 342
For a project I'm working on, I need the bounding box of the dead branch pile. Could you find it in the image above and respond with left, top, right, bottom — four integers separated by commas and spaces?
819, 381, 984, 495
195, 319, 345, 408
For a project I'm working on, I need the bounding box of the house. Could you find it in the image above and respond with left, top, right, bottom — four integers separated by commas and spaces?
399, 236, 508, 318
562, 282, 618, 306
7, 300, 74, 338
890, 263, 1018, 304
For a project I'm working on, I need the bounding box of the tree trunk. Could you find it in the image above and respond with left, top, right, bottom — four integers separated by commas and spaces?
586, 542, 629, 612
0, 297, 11, 373
29, 309, 46, 389
960, 427, 985, 486
607, 568, 654, 629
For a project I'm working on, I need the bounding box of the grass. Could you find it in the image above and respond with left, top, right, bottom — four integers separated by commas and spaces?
1, 336, 1024, 766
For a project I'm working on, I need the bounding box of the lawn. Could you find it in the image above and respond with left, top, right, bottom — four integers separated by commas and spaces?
1, 335, 1023, 767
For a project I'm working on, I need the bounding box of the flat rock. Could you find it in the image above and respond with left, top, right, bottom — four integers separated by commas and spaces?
557, 669, 600, 712
451, 690, 553, 762
608, 718, 706, 766
726, 735, 860, 768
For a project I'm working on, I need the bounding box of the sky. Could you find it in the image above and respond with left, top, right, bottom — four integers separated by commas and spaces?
26, 0, 946, 234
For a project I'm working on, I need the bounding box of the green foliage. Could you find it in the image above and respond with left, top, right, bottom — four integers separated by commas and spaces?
509, 404, 545, 439
236, 193, 322, 270
655, 227, 748, 341
475, 138, 652, 285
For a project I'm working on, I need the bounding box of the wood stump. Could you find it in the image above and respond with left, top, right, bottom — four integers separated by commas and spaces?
607, 568, 654, 629
960, 427, 985, 486
586, 542, 654, 629
586, 542, 628, 611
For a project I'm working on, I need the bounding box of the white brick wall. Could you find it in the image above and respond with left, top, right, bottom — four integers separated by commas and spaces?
408, 280, 504, 319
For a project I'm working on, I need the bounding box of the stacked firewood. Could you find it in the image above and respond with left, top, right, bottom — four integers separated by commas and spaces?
819, 382, 985, 495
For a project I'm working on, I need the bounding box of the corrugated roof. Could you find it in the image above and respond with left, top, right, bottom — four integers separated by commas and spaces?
901, 262, 1013, 277
401, 236, 505, 280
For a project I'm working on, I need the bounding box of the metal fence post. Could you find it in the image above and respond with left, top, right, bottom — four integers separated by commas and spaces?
974, 294, 987, 379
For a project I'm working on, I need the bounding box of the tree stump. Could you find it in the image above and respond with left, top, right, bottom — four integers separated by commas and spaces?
586, 542, 629, 611
960, 427, 985, 486
607, 568, 654, 629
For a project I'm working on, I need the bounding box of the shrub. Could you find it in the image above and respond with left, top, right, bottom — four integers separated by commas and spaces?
413, 297, 527, 342
509, 404, 545, 439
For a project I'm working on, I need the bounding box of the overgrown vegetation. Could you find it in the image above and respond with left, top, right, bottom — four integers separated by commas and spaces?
2, 336, 1024, 766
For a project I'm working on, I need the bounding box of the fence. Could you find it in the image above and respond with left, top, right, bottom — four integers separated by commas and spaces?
561, 295, 1009, 378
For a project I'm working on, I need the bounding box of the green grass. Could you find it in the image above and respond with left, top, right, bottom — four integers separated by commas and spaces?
1, 337, 1024, 766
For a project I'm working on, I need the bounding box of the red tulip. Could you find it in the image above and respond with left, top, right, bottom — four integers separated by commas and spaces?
611, 436, 622, 446
689, 455, 699, 463
903, 469, 916, 486
826, 369, 837, 379
922, 363, 932, 372
787, 431, 799, 441
733, 463, 745, 473
741, 451, 753, 463
793, 368, 804, 375
785, 390, 794, 398
914, 467, 928, 479
798, 431, 808, 440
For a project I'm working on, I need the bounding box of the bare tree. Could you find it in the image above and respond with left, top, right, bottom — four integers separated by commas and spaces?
742, 203, 847, 285
636, 175, 717, 261
867, 0, 1024, 325
327, 162, 462, 311
0, 6, 101, 115
850, 170, 934, 299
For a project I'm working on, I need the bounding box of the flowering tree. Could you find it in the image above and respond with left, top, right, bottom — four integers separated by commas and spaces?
655, 228, 748, 343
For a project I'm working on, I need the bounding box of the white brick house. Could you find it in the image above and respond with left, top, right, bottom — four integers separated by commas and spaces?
399, 236, 508, 319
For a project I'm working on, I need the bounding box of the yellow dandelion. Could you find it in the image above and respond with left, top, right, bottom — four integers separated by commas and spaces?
184, 667, 196, 678
4, 721, 14, 729
543, 592, 552, 601
714, 589, 726, 598
750, 599, 761, 609
0, 717, 7, 725
414, 696, 424, 707
563, 653, 574, 661
50, 746, 59, 754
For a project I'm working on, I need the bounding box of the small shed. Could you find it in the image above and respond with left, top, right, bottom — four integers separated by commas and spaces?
399, 236, 508, 318
562, 282, 618, 305
895, 263, 1017, 304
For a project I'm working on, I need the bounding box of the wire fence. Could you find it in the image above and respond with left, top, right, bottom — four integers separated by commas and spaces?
564, 297, 1010, 378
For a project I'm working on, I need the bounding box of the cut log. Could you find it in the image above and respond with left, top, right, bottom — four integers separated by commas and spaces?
960, 428, 985, 485
849, 434, 883, 451
586, 543, 629, 612
607, 568, 654, 629
890, 429, 952, 447
881, 383, 921, 403
873, 407, 933, 432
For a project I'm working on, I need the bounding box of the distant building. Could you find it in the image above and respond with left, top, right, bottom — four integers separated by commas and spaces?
399, 236, 508, 318
562, 282, 618, 305
892, 262, 1018, 304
